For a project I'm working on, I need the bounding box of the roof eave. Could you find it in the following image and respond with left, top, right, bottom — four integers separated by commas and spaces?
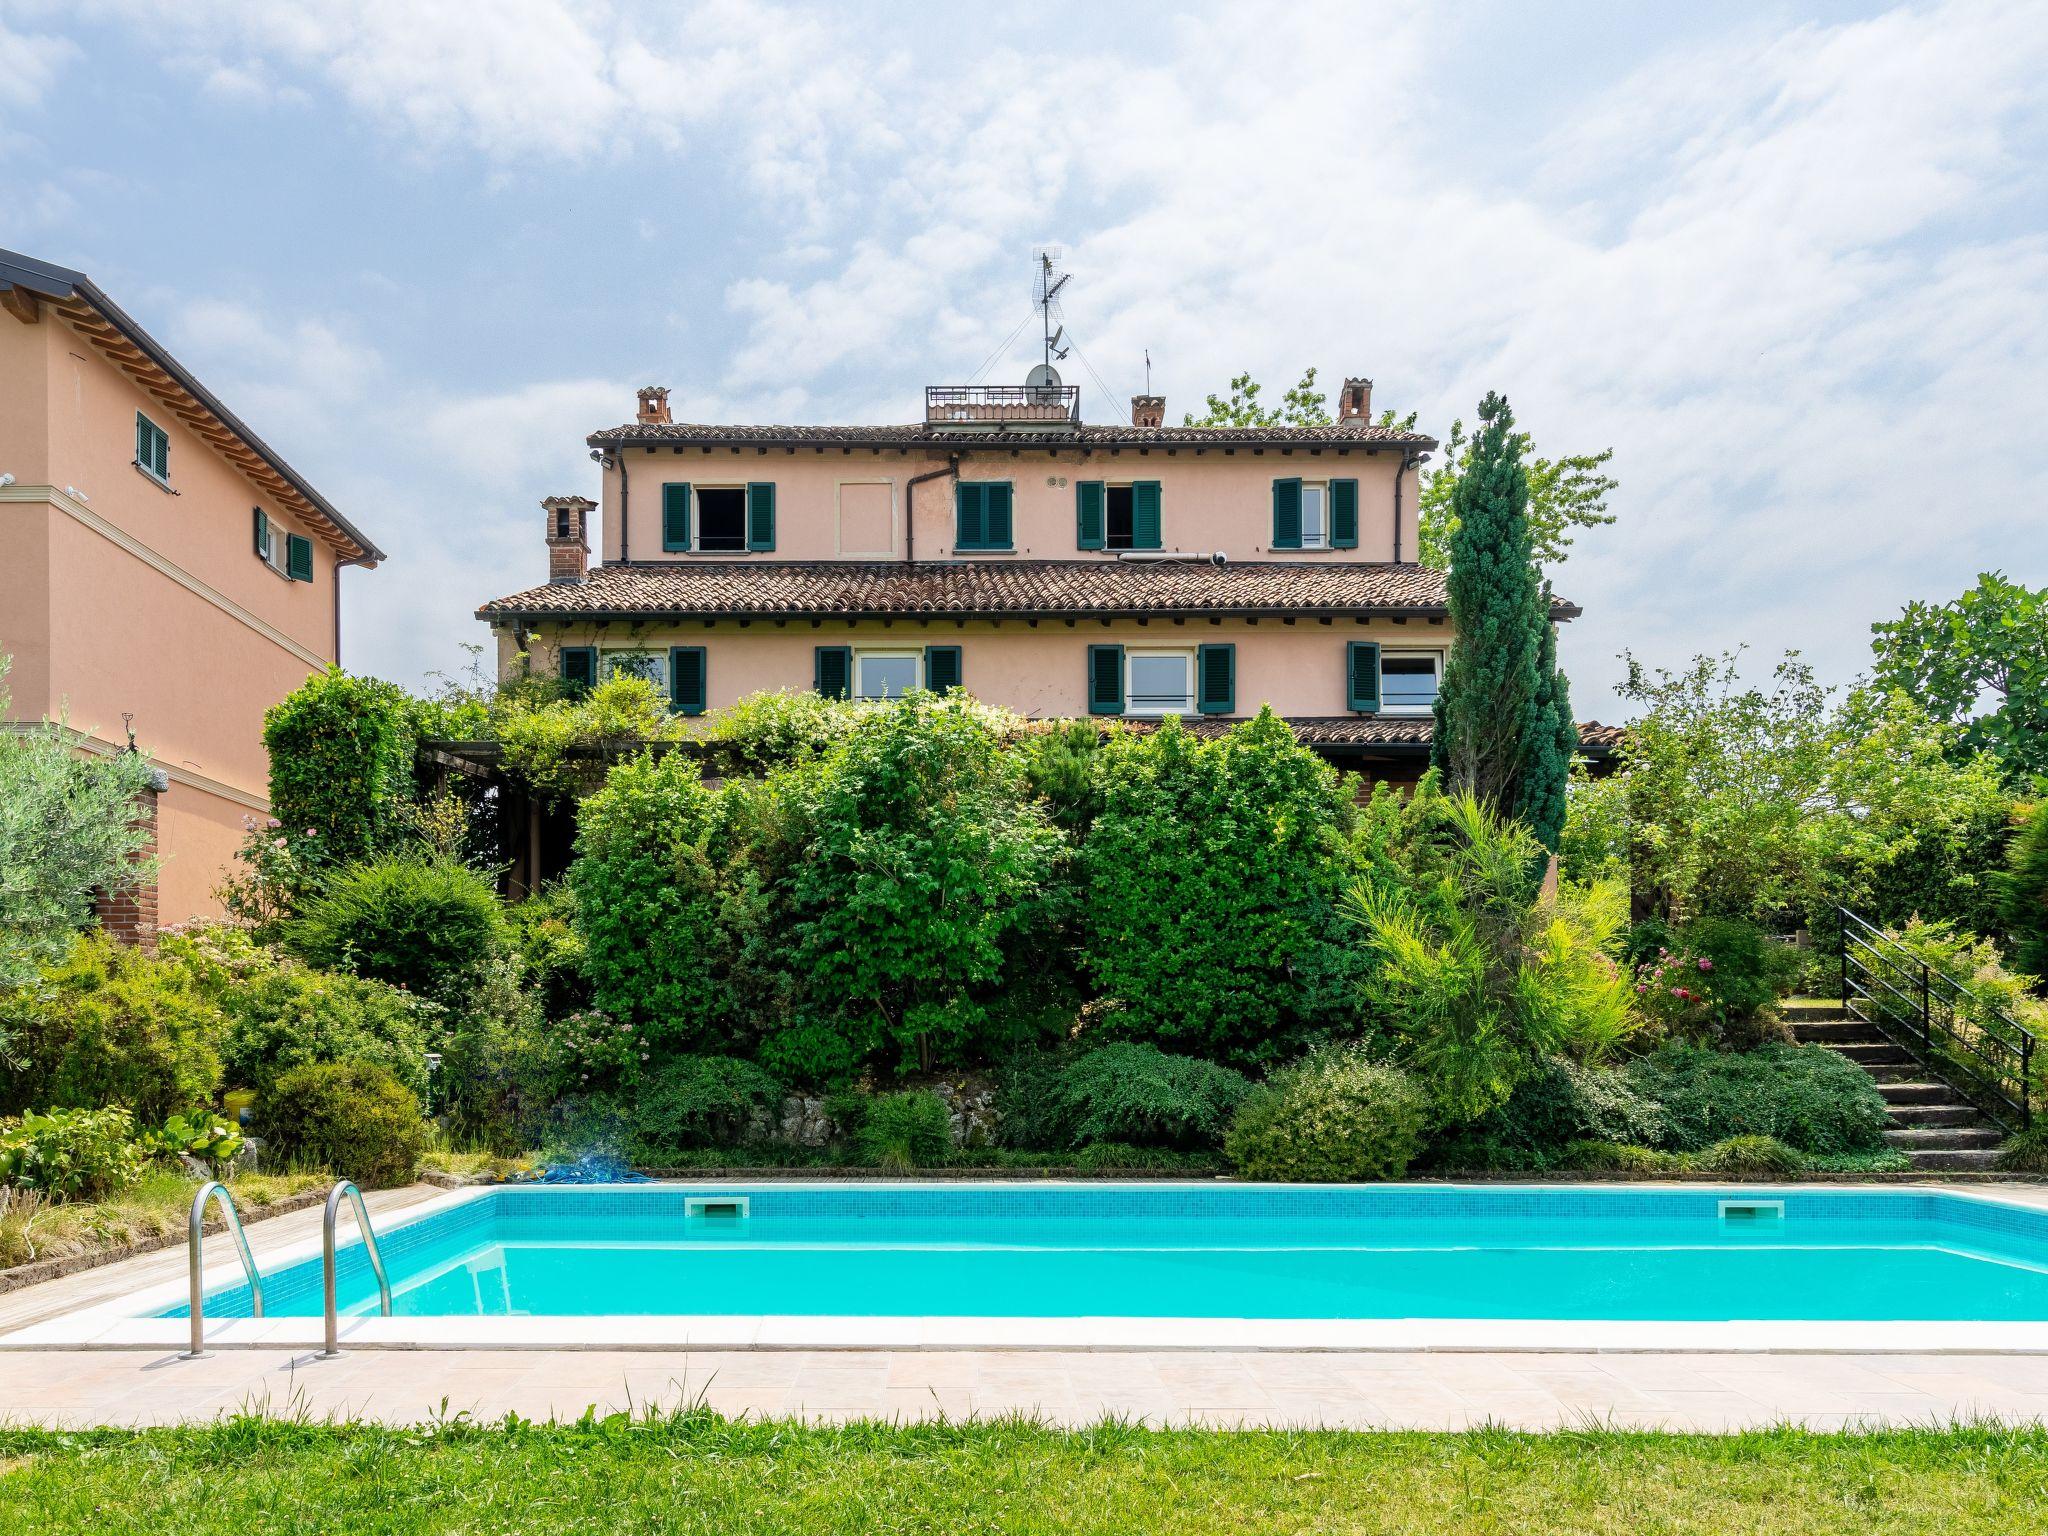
476, 602, 1463, 625
586, 427, 1440, 453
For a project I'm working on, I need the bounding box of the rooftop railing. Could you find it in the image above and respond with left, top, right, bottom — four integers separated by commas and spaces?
925, 384, 1080, 428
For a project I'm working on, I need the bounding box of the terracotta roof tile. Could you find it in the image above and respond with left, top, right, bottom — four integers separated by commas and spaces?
475, 559, 1564, 622
590, 420, 1436, 452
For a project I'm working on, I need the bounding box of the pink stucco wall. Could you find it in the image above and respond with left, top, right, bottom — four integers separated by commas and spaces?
596, 444, 1419, 566
1, 304, 343, 924
511, 616, 1448, 721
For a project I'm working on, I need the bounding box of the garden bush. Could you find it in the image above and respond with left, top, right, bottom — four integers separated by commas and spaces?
1621, 1042, 1889, 1155
1049, 1042, 1251, 1150
1690, 1134, 1805, 1177
1552, 1140, 1682, 1174
1084, 711, 1364, 1065
262, 667, 419, 871
1631, 916, 1799, 1047
700, 688, 858, 776
1438, 1056, 1667, 1168
506, 882, 590, 1019
1997, 1124, 2048, 1174
1223, 1048, 1431, 1182
990, 1048, 1071, 1151
286, 856, 508, 1009
2003, 803, 2048, 980
260, 1061, 426, 1188
627, 1056, 783, 1157
213, 957, 433, 1102
855, 1091, 955, 1169
0, 1107, 147, 1200
0, 934, 223, 1123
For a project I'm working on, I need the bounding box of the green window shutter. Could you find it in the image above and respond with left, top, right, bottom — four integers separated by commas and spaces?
155, 425, 169, 479
1076, 481, 1105, 549
669, 646, 708, 716
924, 645, 962, 695
252, 508, 270, 560
136, 413, 149, 467
815, 645, 852, 700
1330, 478, 1359, 549
285, 533, 314, 583
1087, 644, 1125, 716
1196, 643, 1235, 715
1347, 640, 1382, 714
985, 482, 1012, 548
1132, 481, 1162, 550
1272, 478, 1302, 549
561, 646, 597, 697
955, 482, 982, 549
662, 483, 692, 551
747, 482, 776, 551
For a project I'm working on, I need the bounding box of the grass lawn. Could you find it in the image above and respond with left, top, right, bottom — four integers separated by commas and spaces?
1, 1414, 2045, 1534
0, 1169, 329, 1272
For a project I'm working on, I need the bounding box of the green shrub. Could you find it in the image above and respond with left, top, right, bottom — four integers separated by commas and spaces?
1084, 712, 1364, 1065
700, 689, 858, 775
506, 882, 590, 1019
263, 667, 418, 871
855, 1091, 954, 1169
1622, 1043, 1889, 1155
1444, 1057, 1667, 1168
628, 1056, 783, 1157
149, 1111, 244, 1171
1050, 1043, 1251, 1150
2004, 803, 2048, 981
212, 957, 433, 1102
0, 1107, 147, 1199
1632, 917, 1799, 1047
991, 1048, 1070, 1151
1998, 1124, 2048, 1174
1552, 1140, 1682, 1174
1691, 1134, 1805, 1178
286, 856, 508, 1009
0, 934, 223, 1123
261, 1061, 426, 1188
1224, 1048, 1431, 1182
1069, 1142, 1219, 1173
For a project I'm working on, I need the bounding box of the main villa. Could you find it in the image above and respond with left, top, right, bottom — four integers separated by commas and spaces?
477, 377, 1607, 782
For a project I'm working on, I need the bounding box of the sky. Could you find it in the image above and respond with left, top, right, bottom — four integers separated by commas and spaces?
4, 0, 2043, 718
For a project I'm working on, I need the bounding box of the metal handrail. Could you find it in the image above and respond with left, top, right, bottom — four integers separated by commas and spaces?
317, 1179, 393, 1359
181, 1181, 263, 1359
1838, 904, 2041, 1130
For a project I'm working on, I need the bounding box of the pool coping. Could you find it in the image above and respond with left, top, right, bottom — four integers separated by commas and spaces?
11, 1179, 2048, 1355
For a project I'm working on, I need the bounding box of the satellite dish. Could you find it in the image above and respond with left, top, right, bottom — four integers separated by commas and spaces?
1025, 363, 1064, 391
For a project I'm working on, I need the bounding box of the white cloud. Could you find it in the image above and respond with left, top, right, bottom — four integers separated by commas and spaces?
0, 15, 75, 116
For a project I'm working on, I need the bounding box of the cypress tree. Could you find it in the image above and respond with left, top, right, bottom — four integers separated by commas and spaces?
1431, 391, 1575, 848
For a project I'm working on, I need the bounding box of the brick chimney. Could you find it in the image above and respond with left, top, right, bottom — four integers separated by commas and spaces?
95, 766, 168, 952
1130, 394, 1165, 428
1337, 377, 1374, 423
636, 385, 672, 425
544, 494, 595, 583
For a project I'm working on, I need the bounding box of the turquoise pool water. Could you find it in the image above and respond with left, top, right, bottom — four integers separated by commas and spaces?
165, 1186, 2048, 1323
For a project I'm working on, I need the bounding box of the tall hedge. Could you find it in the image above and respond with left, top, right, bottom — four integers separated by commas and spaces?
263, 667, 418, 866
1081, 710, 1362, 1064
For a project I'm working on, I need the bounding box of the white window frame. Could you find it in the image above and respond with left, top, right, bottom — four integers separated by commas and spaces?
1299, 480, 1329, 549
693, 483, 750, 553
1380, 649, 1444, 715
602, 650, 669, 690
257, 512, 292, 579
854, 648, 922, 701
135, 412, 171, 488
1126, 648, 1195, 717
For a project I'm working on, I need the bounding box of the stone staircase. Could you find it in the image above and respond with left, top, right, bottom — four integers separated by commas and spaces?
1785, 1002, 2007, 1171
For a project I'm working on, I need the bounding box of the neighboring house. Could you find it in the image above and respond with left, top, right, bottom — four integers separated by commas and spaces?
0, 248, 382, 932
476, 376, 1596, 787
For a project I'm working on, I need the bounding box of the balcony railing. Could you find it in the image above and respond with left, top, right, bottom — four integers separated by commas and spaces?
925, 384, 1080, 429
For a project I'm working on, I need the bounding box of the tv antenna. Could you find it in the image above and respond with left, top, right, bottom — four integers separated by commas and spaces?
1033, 247, 1071, 371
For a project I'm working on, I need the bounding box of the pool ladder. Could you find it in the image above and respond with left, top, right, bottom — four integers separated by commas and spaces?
317, 1179, 393, 1359
180, 1181, 264, 1359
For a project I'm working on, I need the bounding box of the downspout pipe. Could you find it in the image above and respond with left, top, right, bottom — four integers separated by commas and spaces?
590, 449, 624, 562
902, 454, 960, 564
332, 551, 377, 665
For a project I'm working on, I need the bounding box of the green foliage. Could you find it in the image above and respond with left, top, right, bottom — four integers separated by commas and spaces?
286, 856, 509, 1009
855, 1090, 955, 1169
262, 1061, 426, 1188
699, 689, 858, 776
263, 667, 418, 871
1348, 790, 1639, 1120
1224, 1047, 1431, 1182
1552, 1139, 1683, 1174
1429, 393, 1573, 848
1689, 1135, 1805, 1178
1630, 917, 1799, 1048
2003, 804, 2048, 981
1049, 1043, 1251, 1150
1870, 572, 2048, 783
0, 1107, 147, 1199
569, 752, 731, 1051
1883, 918, 2047, 1041
495, 675, 682, 803
1621, 1043, 1889, 1156
0, 934, 223, 1123
149, 1110, 244, 1170
627, 1056, 783, 1158
1015, 719, 1112, 836
1083, 711, 1362, 1064
1417, 417, 1618, 570
0, 657, 160, 987
505, 882, 590, 1019
1560, 764, 1629, 884
1442, 1057, 1667, 1168
1181, 367, 1336, 427
775, 693, 1065, 1073
1997, 1124, 2048, 1174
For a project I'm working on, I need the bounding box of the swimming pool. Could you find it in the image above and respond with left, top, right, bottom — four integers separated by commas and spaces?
21, 1183, 2048, 1353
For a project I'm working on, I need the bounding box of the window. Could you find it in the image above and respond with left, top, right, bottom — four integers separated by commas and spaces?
1105, 485, 1134, 549
856, 650, 921, 700
1299, 482, 1328, 549
956, 481, 1013, 550
1381, 651, 1442, 712
135, 412, 169, 484
253, 508, 313, 582
1077, 480, 1161, 551
695, 487, 747, 551
1126, 650, 1194, 716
